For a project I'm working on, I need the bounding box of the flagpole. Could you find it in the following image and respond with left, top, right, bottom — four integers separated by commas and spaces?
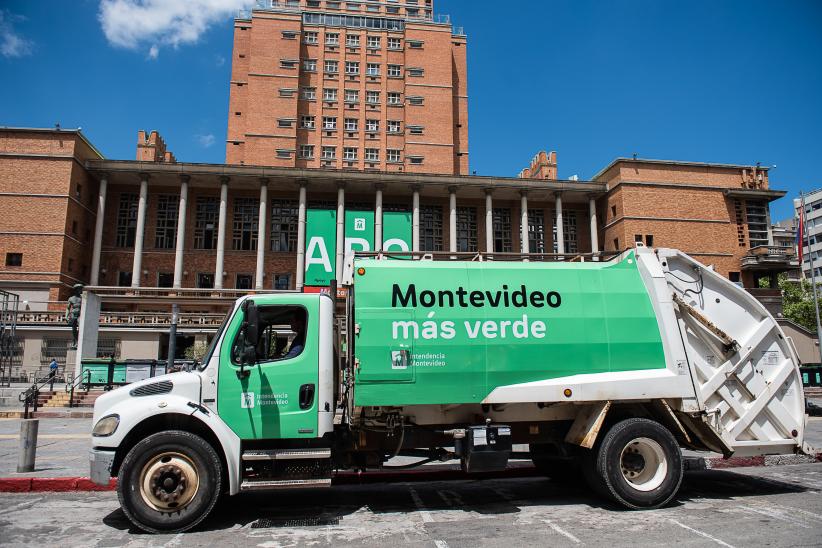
801, 191, 822, 362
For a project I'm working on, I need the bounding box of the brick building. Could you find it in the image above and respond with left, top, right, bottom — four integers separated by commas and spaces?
225, 0, 469, 174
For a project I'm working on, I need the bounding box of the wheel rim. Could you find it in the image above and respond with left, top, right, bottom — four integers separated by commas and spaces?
619, 437, 667, 492
139, 451, 200, 512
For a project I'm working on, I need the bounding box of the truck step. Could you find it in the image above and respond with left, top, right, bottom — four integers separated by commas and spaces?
242, 448, 331, 461
240, 478, 332, 491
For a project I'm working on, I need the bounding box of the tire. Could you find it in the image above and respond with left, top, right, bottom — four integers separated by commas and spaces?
585, 418, 682, 510
117, 430, 223, 533
530, 443, 581, 483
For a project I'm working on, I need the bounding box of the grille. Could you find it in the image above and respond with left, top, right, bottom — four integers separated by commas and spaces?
130, 380, 173, 397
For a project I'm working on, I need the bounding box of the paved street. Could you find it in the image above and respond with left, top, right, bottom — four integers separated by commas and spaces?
1, 463, 821, 547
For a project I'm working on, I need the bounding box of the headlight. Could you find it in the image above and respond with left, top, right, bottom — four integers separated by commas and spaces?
92, 414, 120, 437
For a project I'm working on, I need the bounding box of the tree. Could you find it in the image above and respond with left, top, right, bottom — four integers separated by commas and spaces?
780, 275, 822, 332
183, 341, 209, 362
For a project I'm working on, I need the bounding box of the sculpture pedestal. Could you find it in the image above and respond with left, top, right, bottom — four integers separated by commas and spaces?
66, 349, 78, 379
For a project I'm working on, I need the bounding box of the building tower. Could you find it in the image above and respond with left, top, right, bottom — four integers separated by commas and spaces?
225, 0, 468, 175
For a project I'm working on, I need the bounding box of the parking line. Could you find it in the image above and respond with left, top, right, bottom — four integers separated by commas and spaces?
542, 519, 581, 544
669, 519, 735, 548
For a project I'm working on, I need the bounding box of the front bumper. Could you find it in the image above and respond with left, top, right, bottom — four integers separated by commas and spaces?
89, 448, 116, 486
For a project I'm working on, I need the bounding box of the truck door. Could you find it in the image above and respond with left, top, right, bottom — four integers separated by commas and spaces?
217, 297, 321, 440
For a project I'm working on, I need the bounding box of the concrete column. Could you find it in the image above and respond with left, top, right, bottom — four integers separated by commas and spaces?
485, 189, 493, 253
255, 179, 269, 290
75, 291, 101, 375
172, 175, 189, 288
374, 184, 384, 251
412, 185, 420, 252
589, 197, 599, 259
766, 204, 774, 246
449, 187, 457, 253
89, 176, 107, 285
214, 177, 229, 289
130, 175, 149, 288
520, 191, 530, 254
555, 192, 565, 255
335, 182, 345, 280
295, 182, 307, 290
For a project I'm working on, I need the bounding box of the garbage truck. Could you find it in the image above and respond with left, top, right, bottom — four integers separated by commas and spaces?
89, 245, 812, 533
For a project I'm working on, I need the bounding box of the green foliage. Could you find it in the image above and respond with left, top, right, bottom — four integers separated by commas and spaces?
183, 341, 209, 361
780, 274, 822, 332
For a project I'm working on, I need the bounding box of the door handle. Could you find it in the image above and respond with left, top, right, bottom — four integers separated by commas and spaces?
299, 384, 315, 410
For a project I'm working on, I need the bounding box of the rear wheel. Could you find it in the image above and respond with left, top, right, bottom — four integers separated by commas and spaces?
117, 430, 222, 533
585, 418, 682, 509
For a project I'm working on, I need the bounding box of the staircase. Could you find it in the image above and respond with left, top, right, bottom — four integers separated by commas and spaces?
34, 389, 105, 408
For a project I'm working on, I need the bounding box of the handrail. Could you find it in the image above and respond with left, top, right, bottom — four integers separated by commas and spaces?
18, 373, 58, 418
66, 369, 91, 408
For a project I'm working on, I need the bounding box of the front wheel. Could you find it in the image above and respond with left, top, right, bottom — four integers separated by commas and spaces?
585, 418, 683, 509
117, 430, 223, 533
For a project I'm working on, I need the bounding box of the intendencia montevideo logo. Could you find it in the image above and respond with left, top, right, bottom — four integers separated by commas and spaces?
389, 284, 560, 341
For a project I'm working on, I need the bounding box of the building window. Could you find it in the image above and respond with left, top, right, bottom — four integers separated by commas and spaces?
236, 274, 253, 290
323, 116, 337, 130
325, 32, 339, 45
344, 147, 358, 160
279, 88, 295, 98
280, 59, 298, 69
610, 204, 617, 218
345, 89, 359, 103
303, 31, 318, 44
299, 145, 315, 159
367, 63, 380, 76
324, 60, 338, 73
322, 146, 337, 159
276, 149, 293, 159
367, 36, 381, 48
388, 37, 402, 49
282, 30, 298, 39
635, 234, 643, 243
407, 96, 424, 106
387, 149, 401, 163
645, 234, 654, 247
303, 59, 317, 71
366, 119, 379, 132
115, 193, 138, 248
344, 118, 359, 131
197, 273, 215, 289
232, 197, 259, 251
420, 205, 443, 251
5, 253, 22, 266
387, 120, 401, 133
323, 88, 337, 101
194, 197, 218, 250
157, 272, 173, 288
270, 199, 298, 252
346, 34, 360, 47
456, 207, 477, 252
408, 156, 424, 165
746, 201, 769, 248
553, 211, 578, 253
408, 67, 424, 77
277, 118, 295, 128
366, 90, 380, 103
387, 92, 401, 105
97, 338, 121, 359
528, 209, 545, 253
300, 115, 315, 129
387, 64, 402, 77
274, 273, 292, 290
493, 208, 512, 253
345, 61, 360, 74
729, 272, 741, 283
408, 39, 424, 48
408, 125, 424, 135
301, 86, 316, 100
154, 194, 180, 249
118, 271, 132, 287
365, 148, 379, 161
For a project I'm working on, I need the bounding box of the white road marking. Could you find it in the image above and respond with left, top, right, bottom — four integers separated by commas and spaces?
434, 541, 449, 548
409, 487, 434, 523
162, 533, 184, 547
737, 505, 811, 529
669, 519, 735, 548
0, 497, 44, 514
542, 519, 581, 544
437, 489, 464, 508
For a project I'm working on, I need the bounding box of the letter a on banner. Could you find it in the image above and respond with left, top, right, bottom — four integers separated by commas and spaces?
305, 209, 337, 286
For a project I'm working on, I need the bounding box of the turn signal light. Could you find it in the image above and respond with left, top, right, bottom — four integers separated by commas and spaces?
357, 267, 366, 276
563, 388, 572, 398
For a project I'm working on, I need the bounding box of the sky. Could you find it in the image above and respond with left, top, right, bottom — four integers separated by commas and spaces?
1, 0, 820, 221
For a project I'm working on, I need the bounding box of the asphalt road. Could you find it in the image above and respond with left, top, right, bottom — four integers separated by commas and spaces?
1, 463, 821, 547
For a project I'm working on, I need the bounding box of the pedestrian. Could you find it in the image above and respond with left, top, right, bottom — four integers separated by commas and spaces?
48, 358, 59, 391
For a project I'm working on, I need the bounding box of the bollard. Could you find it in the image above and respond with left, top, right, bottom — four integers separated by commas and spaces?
17, 419, 39, 473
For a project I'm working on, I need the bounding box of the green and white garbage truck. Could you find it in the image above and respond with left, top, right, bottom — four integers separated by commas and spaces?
89, 245, 812, 532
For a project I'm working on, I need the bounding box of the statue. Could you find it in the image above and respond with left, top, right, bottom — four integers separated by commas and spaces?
66, 284, 83, 348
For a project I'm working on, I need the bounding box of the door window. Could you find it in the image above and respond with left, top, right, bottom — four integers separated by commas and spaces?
231, 305, 308, 365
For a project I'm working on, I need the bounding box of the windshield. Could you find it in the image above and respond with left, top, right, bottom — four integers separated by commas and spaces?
199, 308, 234, 370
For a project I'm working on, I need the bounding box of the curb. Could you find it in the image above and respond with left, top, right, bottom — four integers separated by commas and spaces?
2, 455, 820, 493
0, 411, 94, 419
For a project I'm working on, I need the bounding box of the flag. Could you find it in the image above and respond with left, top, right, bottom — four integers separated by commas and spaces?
797, 202, 804, 265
